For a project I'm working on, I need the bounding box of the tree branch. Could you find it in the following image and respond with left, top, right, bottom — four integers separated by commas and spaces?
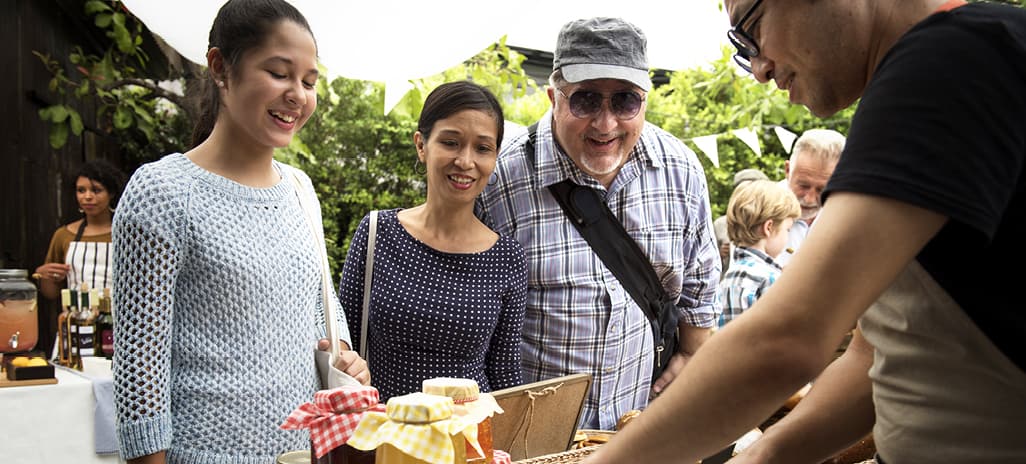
104, 78, 187, 111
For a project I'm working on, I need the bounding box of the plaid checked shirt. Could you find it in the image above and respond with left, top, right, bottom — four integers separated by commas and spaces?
476, 113, 720, 430
717, 246, 783, 328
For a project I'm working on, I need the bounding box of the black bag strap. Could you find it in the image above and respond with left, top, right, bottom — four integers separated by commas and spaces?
525, 123, 677, 342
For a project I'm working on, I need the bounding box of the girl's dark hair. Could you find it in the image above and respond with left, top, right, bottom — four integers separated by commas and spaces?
74, 159, 127, 208
190, 0, 315, 147
418, 81, 505, 150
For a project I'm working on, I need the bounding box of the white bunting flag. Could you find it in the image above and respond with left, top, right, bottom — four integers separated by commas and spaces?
691, 134, 720, 168
384, 80, 414, 115
773, 126, 798, 154
732, 128, 762, 157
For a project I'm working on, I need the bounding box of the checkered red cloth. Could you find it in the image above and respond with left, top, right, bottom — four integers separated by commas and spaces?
280, 385, 386, 458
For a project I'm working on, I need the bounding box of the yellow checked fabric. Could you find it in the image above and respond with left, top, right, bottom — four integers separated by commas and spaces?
422, 378, 480, 401
348, 392, 470, 464
422, 378, 503, 423
422, 378, 504, 458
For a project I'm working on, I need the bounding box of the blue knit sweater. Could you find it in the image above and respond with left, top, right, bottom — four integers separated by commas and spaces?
112, 153, 350, 464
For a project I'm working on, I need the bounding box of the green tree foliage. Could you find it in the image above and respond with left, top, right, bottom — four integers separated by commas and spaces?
34, 0, 191, 164
276, 77, 420, 272
647, 47, 855, 218
282, 40, 553, 274
50, 1, 1026, 274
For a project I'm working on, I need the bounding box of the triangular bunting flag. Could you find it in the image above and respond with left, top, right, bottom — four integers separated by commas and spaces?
384, 80, 414, 115
691, 134, 720, 168
773, 126, 798, 154
732, 128, 762, 157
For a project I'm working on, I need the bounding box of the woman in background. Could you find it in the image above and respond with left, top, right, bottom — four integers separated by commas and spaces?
35, 159, 125, 356
36, 159, 126, 299
338, 81, 527, 401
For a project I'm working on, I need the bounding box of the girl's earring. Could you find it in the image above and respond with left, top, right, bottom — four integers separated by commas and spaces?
78, 208, 84, 214
217, 80, 225, 88
487, 173, 498, 186
413, 158, 427, 175
109, 206, 115, 213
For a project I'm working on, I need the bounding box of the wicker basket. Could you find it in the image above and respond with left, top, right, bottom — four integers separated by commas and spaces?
511, 446, 600, 464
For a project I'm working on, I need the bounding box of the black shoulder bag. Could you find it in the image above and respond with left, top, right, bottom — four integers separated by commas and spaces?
525, 123, 680, 382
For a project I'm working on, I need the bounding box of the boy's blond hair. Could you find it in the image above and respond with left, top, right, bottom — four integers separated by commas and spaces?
726, 180, 801, 247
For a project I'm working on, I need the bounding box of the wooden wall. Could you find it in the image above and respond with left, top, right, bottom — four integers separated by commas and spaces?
2, 0, 125, 355
1, 0, 122, 273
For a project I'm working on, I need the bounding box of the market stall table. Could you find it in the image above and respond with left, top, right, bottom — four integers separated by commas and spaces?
0, 361, 122, 464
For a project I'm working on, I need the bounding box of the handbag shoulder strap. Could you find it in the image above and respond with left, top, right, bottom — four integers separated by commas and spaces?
360, 210, 378, 358
288, 169, 342, 363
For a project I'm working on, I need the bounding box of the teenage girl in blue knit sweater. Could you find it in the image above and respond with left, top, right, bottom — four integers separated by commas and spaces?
112, 1, 368, 463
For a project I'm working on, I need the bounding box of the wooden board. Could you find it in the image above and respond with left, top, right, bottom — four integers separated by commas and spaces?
490, 373, 592, 462
0, 375, 58, 388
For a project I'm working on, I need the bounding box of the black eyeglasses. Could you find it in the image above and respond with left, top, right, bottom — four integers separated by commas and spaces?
556, 88, 646, 120
727, 0, 766, 73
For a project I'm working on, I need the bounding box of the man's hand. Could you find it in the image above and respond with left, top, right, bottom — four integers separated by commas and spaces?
650, 351, 694, 399
650, 325, 712, 399
725, 441, 773, 464
317, 339, 371, 385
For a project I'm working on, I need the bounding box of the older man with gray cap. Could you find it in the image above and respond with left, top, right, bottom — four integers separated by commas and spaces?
477, 17, 720, 430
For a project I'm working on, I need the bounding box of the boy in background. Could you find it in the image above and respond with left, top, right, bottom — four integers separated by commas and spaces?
717, 180, 799, 327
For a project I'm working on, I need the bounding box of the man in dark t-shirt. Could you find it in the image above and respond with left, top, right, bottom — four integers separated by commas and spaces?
584, 1, 1026, 464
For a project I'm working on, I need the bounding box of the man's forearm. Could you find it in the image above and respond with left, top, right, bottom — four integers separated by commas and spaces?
740, 330, 876, 463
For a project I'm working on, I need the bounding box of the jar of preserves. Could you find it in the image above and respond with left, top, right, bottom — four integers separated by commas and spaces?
276, 450, 311, 464
0, 269, 39, 353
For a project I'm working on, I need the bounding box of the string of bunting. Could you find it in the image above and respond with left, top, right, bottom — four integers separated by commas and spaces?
686, 125, 797, 168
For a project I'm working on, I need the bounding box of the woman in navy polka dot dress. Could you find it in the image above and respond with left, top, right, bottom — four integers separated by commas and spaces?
338, 81, 528, 401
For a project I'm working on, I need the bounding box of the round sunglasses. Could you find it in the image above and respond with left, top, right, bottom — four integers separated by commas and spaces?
556, 88, 646, 120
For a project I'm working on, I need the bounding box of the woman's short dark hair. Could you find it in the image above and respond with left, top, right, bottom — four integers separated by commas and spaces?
75, 159, 127, 208
190, 0, 315, 147
418, 81, 505, 150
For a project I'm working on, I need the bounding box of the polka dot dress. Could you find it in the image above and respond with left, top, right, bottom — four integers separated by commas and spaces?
338, 209, 528, 401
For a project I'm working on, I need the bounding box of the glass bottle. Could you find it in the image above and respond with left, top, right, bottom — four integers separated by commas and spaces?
94, 288, 114, 359
70, 283, 95, 368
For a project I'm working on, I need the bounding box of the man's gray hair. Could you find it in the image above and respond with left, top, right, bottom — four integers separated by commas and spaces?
549, 69, 569, 90
790, 128, 846, 165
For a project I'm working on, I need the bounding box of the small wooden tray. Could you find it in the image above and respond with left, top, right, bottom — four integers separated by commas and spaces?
0, 367, 58, 388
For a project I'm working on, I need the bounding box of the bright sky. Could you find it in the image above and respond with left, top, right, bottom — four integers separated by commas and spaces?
122, 0, 733, 109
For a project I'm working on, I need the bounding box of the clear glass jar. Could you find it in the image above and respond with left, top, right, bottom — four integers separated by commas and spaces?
0, 269, 39, 352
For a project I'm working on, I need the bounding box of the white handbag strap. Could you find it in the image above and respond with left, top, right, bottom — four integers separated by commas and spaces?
289, 170, 341, 364
360, 210, 378, 358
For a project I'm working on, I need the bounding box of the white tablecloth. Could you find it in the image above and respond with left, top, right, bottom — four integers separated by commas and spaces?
1, 361, 123, 464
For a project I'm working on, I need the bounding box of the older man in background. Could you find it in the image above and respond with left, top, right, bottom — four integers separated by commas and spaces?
775, 129, 845, 267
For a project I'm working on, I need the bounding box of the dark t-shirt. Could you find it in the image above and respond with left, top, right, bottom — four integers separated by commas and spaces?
824, 3, 1026, 371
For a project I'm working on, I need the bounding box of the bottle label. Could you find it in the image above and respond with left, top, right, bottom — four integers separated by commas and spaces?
101, 329, 114, 356
77, 325, 95, 356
